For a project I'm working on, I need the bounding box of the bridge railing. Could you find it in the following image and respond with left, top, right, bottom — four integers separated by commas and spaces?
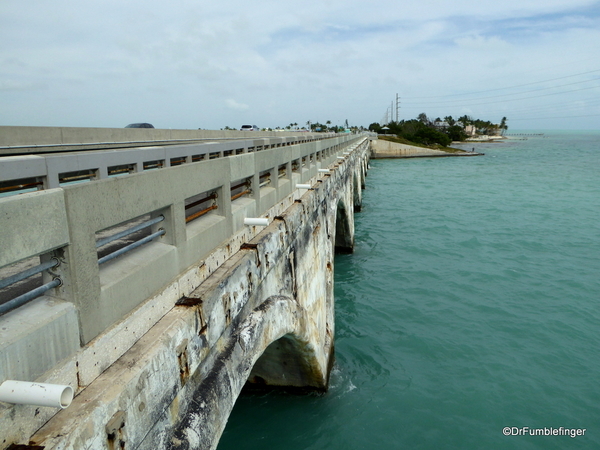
0, 133, 364, 386
0, 134, 333, 196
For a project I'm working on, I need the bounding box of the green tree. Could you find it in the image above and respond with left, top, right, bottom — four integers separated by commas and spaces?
458, 115, 472, 127
444, 116, 456, 126
368, 122, 382, 133
446, 125, 468, 141
387, 119, 450, 147
414, 126, 451, 146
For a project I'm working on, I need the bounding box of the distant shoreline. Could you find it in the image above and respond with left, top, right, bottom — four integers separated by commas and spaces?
458, 135, 508, 143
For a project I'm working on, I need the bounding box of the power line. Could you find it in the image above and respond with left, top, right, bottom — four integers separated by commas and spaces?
387, 66, 600, 124
509, 113, 600, 121
403, 78, 600, 106
491, 96, 600, 116
402, 68, 600, 100
400, 84, 600, 109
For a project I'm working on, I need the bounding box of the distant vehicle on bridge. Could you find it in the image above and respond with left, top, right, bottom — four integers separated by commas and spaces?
240, 125, 259, 131
125, 123, 154, 128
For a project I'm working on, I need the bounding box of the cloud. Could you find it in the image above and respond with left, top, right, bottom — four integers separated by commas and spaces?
454, 34, 512, 51
226, 99, 249, 111
1, 0, 599, 129
0, 79, 45, 91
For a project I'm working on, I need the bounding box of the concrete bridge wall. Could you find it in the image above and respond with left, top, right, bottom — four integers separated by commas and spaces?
0, 132, 370, 449
0, 126, 331, 155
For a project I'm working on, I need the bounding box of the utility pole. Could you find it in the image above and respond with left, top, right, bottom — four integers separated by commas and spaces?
396, 94, 400, 122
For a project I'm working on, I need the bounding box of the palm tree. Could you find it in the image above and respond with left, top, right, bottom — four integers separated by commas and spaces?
458, 115, 472, 127
500, 117, 508, 135
417, 112, 430, 125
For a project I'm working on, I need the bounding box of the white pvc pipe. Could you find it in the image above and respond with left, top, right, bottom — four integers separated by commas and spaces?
244, 218, 269, 227
318, 169, 330, 173
337, 156, 345, 160
0, 380, 73, 409
295, 184, 312, 189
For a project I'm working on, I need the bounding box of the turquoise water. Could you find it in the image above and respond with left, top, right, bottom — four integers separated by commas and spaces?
218, 131, 600, 449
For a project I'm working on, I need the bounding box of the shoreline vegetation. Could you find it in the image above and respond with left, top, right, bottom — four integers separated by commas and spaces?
369, 112, 508, 158
378, 135, 469, 153
372, 136, 485, 159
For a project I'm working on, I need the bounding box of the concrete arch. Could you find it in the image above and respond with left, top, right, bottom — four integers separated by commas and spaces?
247, 333, 326, 389
333, 198, 354, 253
167, 296, 326, 450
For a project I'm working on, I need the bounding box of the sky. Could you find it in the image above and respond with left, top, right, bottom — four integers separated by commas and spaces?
1, 0, 600, 131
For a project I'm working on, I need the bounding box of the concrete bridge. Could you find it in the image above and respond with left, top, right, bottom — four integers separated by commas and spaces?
0, 127, 371, 449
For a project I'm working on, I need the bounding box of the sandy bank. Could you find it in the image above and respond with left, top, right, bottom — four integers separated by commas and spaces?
370, 139, 482, 159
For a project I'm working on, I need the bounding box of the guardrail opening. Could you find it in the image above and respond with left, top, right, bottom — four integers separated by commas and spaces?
278, 164, 287, 180
259, 170, 271, 188
96, 214, 165, 264
170, 157, 187, 167
292, 159, 300, 173
59, 169, 97, 186
230, 178, 252, 202
185, 191, 218, 224
191, 154, 207, 162
0, 177, 44, 197
143, 160, 164, 171
108, 163, 136, 177
0, 255, 62, 316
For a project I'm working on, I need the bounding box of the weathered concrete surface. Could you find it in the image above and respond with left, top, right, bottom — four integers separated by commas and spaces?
0, 189, 69, 267
371, 139, 480, 158
24, 138, 370, 450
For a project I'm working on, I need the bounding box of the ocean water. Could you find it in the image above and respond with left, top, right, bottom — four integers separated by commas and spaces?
217, 131, 600, 450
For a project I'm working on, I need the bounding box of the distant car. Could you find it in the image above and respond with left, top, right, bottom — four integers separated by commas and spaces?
240, 125, 259, 131
125, 123, 154, 128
